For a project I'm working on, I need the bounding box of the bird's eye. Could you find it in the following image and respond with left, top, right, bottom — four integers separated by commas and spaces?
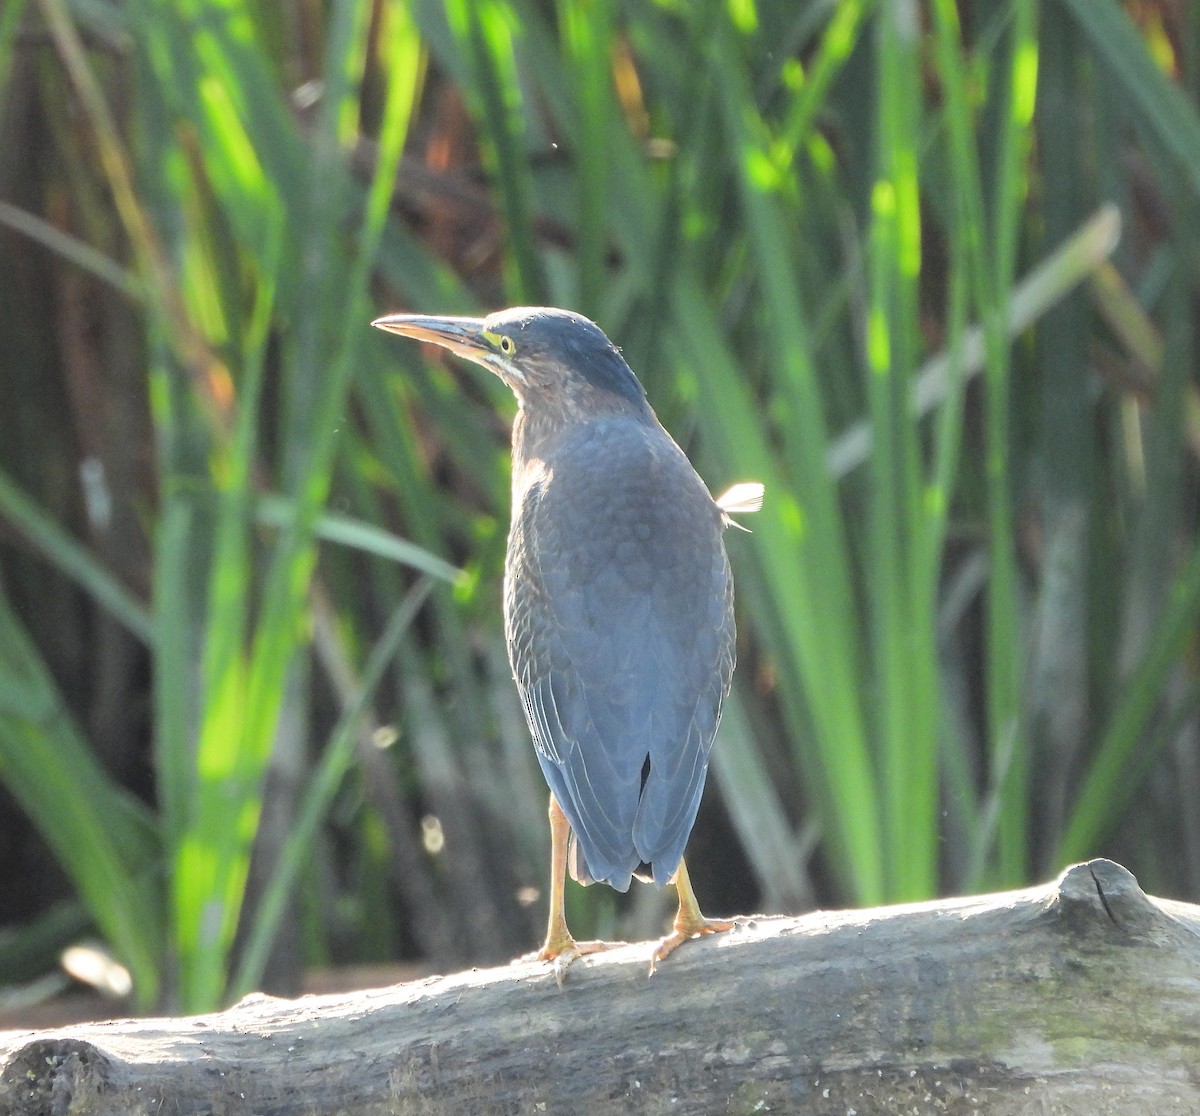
498, 334, 515, 355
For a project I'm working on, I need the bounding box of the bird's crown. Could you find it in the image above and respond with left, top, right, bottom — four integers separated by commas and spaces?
481, 307, 647, 408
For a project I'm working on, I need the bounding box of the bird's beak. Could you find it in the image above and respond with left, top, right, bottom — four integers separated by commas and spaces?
371, 313, 491, 361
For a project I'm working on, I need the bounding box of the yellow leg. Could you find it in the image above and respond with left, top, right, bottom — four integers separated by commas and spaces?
528, 794, 623, 983
534, 793, 575, 961
650, 858, 736, 972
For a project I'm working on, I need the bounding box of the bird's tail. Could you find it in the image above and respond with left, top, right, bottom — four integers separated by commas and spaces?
568, 830, 636, 892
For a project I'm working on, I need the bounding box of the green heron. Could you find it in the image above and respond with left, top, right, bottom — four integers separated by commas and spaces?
373, 306, 762, 976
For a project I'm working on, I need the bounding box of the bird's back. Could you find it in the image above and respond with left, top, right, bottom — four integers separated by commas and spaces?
504, 414, 734, 891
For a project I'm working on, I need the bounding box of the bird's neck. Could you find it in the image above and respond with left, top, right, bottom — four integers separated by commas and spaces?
509, 406, 568, 508
510, 395, 654, 507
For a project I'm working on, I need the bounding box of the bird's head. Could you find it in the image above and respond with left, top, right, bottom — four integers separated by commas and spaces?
372, 306, 649, 419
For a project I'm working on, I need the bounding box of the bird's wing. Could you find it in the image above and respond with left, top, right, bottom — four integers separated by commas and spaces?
505, 419, 735, 890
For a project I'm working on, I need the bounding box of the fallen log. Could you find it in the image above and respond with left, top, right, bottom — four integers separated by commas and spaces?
2, 858, 1199, 1115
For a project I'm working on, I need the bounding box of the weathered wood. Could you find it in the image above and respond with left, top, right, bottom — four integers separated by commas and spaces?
3, 859, 1199, 1115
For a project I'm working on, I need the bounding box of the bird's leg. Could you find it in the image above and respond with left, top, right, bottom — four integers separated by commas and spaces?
534, 793, 576, 961
650, 858, 736, 972
529, 794, 620, 983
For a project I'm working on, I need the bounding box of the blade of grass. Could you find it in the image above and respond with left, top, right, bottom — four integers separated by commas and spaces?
555, 0, 612, 316
1057, 266, 1198, 863
867, 0, 939, 900
1061, 0, 1200, 205
710, 692, 813, 910
703, 15, 881, 903
0, 469, 153, 643
827, 205, 1121, 478
230, 578, 434, 997
0, 0, 29, 122
0, 899, 91, 986
151, 0, 424, 1009
0, 583, 161, 1007
175, 214, 281, 1009
1025, 11, 1093, 861
983, 0, 1038, 885
253, 497, 463, 585
0, 201, 141, 299
1058, 538, 1200, 863
443, 0, 546, 302
930, 0, 1037, 886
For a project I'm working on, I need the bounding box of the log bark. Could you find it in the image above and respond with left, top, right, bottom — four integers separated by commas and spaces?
3, 858, 1200, 1115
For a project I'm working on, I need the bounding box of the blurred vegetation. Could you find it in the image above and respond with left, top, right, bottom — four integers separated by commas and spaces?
2, 0, 1199, 1014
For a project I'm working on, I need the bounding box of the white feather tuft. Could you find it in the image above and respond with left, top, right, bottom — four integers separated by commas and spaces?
716, 482, 765, 515
715, 482, 764, 531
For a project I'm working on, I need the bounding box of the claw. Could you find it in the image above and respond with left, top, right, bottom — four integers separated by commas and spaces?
550, 948, 578, 987
525, 937, 627, 987
646, 858, 740, 974
649, 916, 737, 974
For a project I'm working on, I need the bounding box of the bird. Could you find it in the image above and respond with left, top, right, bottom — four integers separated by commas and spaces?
372, 306, 762, 976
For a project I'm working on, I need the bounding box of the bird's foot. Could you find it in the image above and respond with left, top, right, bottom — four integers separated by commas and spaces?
524, 936, 627, 987
649, 914, 737, 974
